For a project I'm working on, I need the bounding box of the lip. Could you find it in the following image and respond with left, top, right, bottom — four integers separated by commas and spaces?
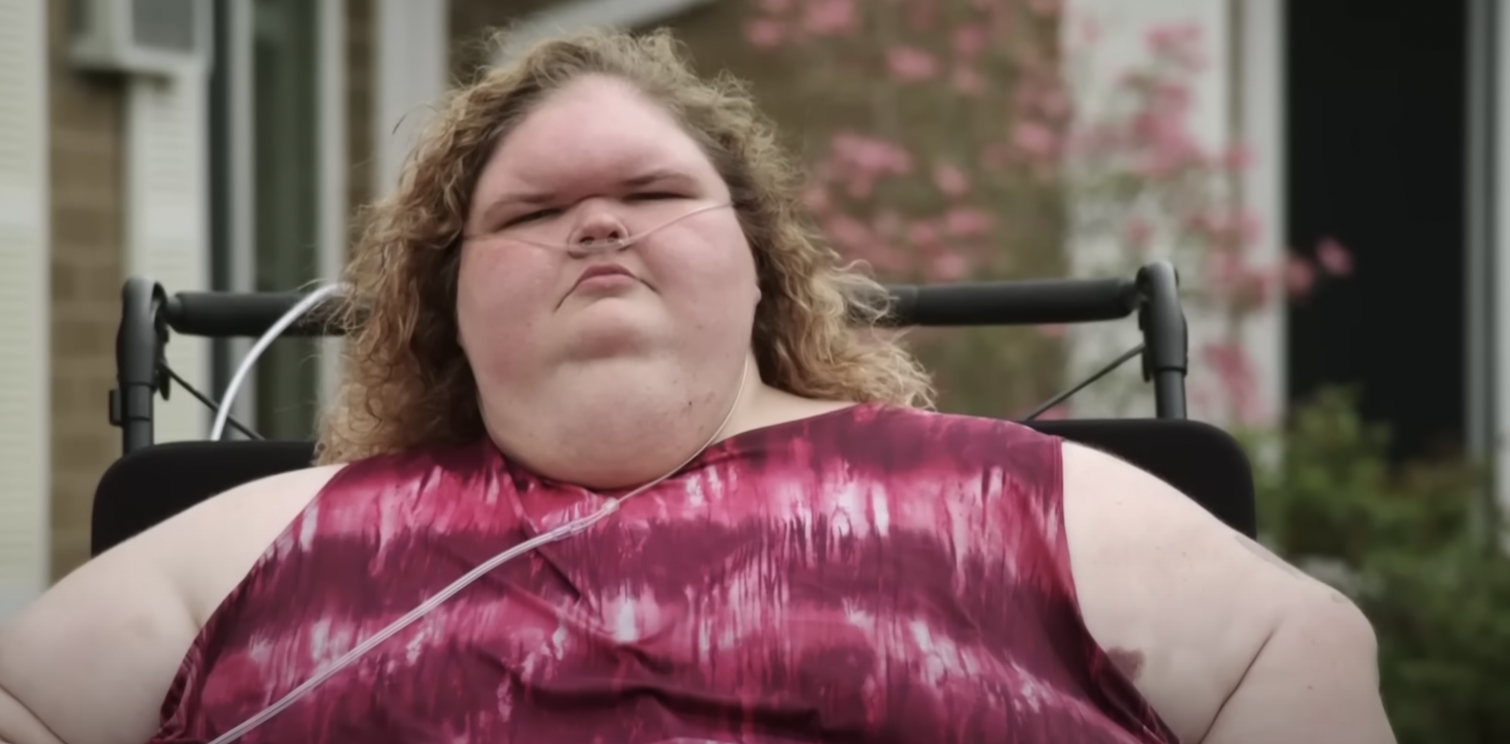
570, 262, 637, 292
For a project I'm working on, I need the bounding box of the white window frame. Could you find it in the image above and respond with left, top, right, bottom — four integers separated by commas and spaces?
217, 0, 351, 429
0, 0, 51, 620
373, 0, 450, 199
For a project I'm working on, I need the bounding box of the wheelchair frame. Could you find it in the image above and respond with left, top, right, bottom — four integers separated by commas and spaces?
108, 261, 1189, 456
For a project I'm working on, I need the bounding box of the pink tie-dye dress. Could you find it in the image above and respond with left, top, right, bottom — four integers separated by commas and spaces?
149, 403, 1180, 743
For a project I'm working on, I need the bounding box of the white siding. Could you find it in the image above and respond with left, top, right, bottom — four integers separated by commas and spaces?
0, 0, 51, 620
373, 0, 450, 198
125, 74, 212, 442
493, 0, 719, 59
1235, 0, 1287, 428
1062, 0, 1283, 424
319, 0, 349, 405
1492, 0, 1510, 522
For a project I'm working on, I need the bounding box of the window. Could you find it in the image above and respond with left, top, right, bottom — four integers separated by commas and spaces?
209, 0, 328, 441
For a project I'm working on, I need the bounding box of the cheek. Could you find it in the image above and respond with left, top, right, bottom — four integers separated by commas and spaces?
454, 247, 550, 353
653, 220, 761, 308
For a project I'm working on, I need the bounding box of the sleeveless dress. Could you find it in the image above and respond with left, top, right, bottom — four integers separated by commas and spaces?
149, 404, 1180, 744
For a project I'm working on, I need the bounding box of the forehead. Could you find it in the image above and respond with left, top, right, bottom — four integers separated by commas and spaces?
480, 75, 718, 191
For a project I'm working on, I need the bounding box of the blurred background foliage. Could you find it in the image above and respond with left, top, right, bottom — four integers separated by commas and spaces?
705, 1, 1510, 740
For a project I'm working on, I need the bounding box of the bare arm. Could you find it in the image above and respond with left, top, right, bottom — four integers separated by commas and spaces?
0, 466, 338, 744
1061, 441, 1395, 744
0, 528, 202, 744
1202, 576, 1393, 744
0, 680, 65, 744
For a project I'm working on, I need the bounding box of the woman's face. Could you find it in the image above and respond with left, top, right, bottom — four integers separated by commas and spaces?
457, 75, 761, 398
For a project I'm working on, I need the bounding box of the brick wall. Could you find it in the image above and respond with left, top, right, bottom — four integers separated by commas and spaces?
46, 0, 128, 578
347, 0, 375, 227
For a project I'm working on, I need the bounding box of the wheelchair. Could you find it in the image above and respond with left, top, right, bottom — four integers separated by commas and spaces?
91, 260, 1258, 558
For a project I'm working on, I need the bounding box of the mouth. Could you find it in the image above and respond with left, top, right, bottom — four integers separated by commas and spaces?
569, 262, 638, 293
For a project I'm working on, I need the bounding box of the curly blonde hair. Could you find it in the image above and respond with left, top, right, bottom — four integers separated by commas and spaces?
316, 27, 934, 465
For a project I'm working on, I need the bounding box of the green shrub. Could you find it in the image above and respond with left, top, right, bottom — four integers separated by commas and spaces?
1246, 389, 1510, 744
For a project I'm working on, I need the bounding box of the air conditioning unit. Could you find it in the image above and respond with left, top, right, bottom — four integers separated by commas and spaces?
69, 0, 213, 78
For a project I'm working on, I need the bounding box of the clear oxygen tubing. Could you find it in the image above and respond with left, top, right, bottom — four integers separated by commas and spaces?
210, 200, 732, 443
498, 199, 733, 255
206, 359, 749, 744
206, 201, 746, 743
210, 282, 349, 441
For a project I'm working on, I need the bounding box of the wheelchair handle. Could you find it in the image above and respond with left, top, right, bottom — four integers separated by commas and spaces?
1136, 262, 1189, 420
164, 291, 345, 337
885, 277, 1140, 327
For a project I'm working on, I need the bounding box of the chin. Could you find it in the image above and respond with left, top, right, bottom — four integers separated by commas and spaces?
562, 306, 662, 358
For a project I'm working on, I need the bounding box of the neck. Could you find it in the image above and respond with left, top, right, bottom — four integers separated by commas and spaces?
481, 353, 761, 490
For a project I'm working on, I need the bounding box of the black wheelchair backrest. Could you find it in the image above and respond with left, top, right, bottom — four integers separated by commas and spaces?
90, 418, 1257, 557
96, 260, 1257, 556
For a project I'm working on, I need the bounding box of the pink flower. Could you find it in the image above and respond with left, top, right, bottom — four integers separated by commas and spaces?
1144, 22, 1206, 69
802, 184, 831, 213
944, 207, 994, 237
1189, 207, 1261, 248
824, 214, 873, 253
1220, 141, 1254, 172
1203, 341, 1260, 422
1150, 81, 1193, 116
907, 220, 940, 248
1285, 254, 1316, 297
953, 26, 988, 58
872, 209, 903, 239
1012, 121, 1058, 158
929, 252, 970, 281
829, 131, 915, 176
1026, 0, 1062, 17
951, 66, 984, 95
801, 0, 858, 36
743, 19, 786, 48
932, 163, 970, 196
1316, 237, 1353, 276
844, 175, 876, 199
887, 46, 940, 82
1036, 85, 1071, 120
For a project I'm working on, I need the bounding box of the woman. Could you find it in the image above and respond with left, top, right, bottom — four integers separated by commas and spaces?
0, 29, 1392, 744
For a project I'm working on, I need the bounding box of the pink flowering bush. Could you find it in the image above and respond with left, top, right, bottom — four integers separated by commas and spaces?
738, 2, 1505, 740
742, 0, 1075, 415
739, 0, 1353, 421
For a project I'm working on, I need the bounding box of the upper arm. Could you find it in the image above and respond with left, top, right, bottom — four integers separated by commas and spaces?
0, 465, 340, 744
1204, 594, 1394, 744
0, 528, 199, 744
1059, 441, 1392, 744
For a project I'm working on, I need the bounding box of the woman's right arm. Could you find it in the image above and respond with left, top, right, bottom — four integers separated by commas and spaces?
0, 465, 340, 744
0, 529, 199, 744
0, 682, 64, 744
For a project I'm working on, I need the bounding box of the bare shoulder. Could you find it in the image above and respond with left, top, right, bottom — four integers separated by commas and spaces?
1059, 441, 1390, 744
0, 464, 342, 744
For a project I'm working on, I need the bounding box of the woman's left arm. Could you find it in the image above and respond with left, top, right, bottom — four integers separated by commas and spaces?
1201, 587, 1393, 744
1059, 441, 1396, 744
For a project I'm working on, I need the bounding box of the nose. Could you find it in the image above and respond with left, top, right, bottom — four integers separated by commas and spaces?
566, 207, 629, 256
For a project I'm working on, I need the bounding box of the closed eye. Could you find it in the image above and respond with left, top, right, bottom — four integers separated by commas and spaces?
625, 192, 685, 201
505, 208, 560, 226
